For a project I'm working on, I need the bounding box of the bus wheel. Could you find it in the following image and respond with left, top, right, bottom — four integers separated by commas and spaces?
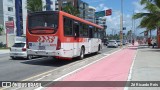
96, 45, 101, 54
79, 47, 84, 60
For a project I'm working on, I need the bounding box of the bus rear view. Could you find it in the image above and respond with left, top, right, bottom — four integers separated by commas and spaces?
27, 11, 103, 60
26, 11, 60, 57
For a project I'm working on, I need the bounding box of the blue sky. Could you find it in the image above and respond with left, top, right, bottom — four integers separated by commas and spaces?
82, 0, 156, 36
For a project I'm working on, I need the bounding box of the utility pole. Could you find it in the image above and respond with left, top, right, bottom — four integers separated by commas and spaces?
120, 0, 123, 48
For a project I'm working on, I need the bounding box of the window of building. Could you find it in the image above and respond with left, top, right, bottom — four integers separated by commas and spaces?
8, 16, 13, 21
8, 7, 13, 12
64, 17, 73, 36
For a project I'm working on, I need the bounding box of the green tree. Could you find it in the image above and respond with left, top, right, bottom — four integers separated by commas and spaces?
26, 0, 43, 13
62, 3, 80, 16
0, 25, 4, 35
133, 0, 160, 37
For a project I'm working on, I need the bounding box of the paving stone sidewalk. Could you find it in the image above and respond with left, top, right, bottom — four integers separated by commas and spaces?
128, 45, 160, 90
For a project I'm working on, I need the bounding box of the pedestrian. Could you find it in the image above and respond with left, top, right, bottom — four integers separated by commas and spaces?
132, 39, 135, 45
148, 38, 151, 46
152, 39, 156, 48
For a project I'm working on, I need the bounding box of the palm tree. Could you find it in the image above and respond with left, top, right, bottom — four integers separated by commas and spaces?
62, 3, 80, 16
26, 0, 43, 13
133, 0, 160, 35
133, 0, 160, 47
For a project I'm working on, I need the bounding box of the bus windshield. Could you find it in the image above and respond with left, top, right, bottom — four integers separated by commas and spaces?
28, 12, 58, 34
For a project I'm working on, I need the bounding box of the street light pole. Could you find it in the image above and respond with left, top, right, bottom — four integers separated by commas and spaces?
120, 0, 123, 48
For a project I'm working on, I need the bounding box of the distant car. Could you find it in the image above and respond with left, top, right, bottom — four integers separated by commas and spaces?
107, 40, 118, 48
116, 40, 121, 46
125, 40, 128, 44
10, 42, 32, 60
102, 38, 108, 46
123, 40, 126, 45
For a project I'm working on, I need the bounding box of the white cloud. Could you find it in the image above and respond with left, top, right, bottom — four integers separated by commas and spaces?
95, 2, 146, 36
106, 13, 133, 35
95, 4, 109, 11
132, 0, 148, 13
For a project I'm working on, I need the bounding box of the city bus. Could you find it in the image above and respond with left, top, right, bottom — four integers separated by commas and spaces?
26, 11, 104, 60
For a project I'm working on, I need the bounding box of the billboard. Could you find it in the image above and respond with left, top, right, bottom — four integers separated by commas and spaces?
5, 21, 14, 34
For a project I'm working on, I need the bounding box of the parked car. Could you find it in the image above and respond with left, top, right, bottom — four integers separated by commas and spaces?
116, 40, 121, 46
107, 40, 118, 48
10, 42, 32, 60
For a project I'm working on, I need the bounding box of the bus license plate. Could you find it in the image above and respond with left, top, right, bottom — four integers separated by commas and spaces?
39, 46, 45, 50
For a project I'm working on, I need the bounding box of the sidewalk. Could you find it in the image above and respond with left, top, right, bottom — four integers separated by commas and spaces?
45, 44, 138, 90
128, 45, 160, 90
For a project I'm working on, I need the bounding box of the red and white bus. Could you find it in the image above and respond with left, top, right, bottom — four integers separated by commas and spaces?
26, 11, 104, 60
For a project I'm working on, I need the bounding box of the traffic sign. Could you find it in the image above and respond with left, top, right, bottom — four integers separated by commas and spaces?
95, 11, 105, 18
106, 9, 112, 16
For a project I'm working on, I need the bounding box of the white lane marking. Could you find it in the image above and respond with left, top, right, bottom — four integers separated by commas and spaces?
35, 74, 52, 81
35, 49, 122, 90
124, 48, 138, 90
0, 48, 120, 90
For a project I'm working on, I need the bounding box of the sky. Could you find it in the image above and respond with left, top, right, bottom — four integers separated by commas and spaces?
82, 0, 156, 36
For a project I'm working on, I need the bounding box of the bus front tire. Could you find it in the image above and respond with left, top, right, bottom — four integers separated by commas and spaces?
79, 48, 84, 60
96, 45, 101, 54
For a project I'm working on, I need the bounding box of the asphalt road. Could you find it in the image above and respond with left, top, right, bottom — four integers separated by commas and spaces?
0, 46, 118, 81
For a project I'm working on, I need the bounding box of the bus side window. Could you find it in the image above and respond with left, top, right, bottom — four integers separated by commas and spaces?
83, 24, 89, 37
97, 29, 101, 39
93, 27, 98, 38
73, 21, 79, 37
64, 17, 73, 36
79, 23, 83, 37
89, 26, 93, 38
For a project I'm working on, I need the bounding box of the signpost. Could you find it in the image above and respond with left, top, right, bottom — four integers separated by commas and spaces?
95, 11, 105, 18
106, 9, 112, 16
5, 21, 14, 47
95, 9, 112, 18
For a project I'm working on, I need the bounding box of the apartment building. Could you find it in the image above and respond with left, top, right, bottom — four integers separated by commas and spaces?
96, 17, 107, 27
0, 0, 57, 36
0, 0, 16, 34
87, 6, 96, 23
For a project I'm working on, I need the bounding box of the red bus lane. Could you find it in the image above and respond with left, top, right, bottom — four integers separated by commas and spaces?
46, 44, 138, 90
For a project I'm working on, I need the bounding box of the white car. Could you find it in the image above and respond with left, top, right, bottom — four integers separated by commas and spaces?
108, 40, 118, 48
116, 40, 121, 46
10, 42, 32, 60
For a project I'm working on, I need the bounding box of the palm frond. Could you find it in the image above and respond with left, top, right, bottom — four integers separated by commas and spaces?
26, 0, 43, 13
133, 13, 150, 19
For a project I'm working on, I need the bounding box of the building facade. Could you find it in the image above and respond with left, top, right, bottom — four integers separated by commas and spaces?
0, 0, 56, 36
87, 6, 96, 23
0, 0, 16, 34
96, 17, 106, 27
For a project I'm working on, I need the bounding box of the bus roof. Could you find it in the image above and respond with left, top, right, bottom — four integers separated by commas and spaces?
60, 11, 104, 29
28, 11, 104, 29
